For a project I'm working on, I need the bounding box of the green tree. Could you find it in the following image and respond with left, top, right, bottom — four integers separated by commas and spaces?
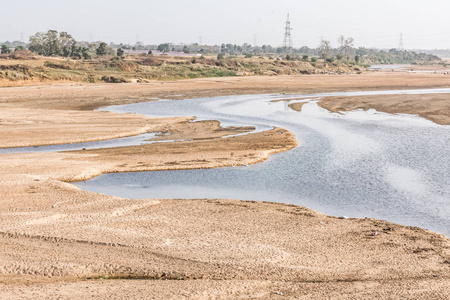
59, 32, 76, 57
14, 45, 25, 51
72, 47, 82, 59
1, 44, 11, 54
28, 32, 46, 54
157, 43, 170, 53
28, 30, 76, 56
82, 47, 92, 59
96, 42, 108, 56
45, 30, 62, 56
117, 48, 124, 57
182, 45, 190, 53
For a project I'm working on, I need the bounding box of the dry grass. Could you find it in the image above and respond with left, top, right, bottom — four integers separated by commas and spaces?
0, 54, 363, 85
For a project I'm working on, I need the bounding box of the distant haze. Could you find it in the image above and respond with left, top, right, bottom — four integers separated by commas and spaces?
2, 0, 450, 49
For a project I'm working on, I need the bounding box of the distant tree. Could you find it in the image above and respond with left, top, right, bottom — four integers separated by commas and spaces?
356, 47, 368, 56
148, 50, 153, 55
82, 47, 93, 59
28, 30, 76, 57
72, 47, 82, 59
319, 40, 332, 60
1, 44, 11, 54
28, 32, 46, 54
302, 54, 309, 61
337, 35, 354, 58
217, 53, 225, 60
117, 48, 124, 57
157, 43, 170, 53
182, 45, 190, 54
59, 32, 76, 57
96, 42, 108, 56
337, 35, 345, 53
45, 30, 61, 55
14, 45, 25, 51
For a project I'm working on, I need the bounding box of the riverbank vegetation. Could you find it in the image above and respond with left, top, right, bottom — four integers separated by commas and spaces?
0, 30, 443, 85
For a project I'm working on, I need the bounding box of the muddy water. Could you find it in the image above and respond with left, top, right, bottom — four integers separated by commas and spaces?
75, 90, 449, 236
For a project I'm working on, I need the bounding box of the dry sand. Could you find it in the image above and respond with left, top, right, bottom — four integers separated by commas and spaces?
317, 93, 450, 125
1, 72, 450, 111
0, 73, 449, 299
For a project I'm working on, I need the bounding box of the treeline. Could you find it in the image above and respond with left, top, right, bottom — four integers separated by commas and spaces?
353, 48, 441, 65
1, 30, 442, 66
26, 30, 117, 59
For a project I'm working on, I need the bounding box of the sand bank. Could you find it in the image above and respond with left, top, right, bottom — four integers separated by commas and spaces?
0, 74, 449, 298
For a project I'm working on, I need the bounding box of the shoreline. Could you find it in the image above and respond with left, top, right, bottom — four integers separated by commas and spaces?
0, 74, 449, 298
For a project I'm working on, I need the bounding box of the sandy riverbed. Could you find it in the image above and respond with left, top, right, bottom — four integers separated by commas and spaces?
0, 73, 449, 299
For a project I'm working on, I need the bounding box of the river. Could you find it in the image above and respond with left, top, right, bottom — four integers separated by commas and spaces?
72, 89, 450, 236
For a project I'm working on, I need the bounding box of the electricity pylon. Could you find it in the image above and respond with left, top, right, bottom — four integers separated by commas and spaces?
282, 13, 293, 54
398, 33, 404, 51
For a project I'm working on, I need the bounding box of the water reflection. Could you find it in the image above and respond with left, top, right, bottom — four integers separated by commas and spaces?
73, 91, 449, 235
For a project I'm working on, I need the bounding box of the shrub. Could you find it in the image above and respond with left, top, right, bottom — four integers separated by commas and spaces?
44, 61, 72, 70
140, 57, 163, 66
1, 44, 11, 54
101, 76, 130, 83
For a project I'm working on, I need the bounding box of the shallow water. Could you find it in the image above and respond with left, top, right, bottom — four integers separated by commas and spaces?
369, 64, 411, 70
75, 90, 450, 236
0, 133, 159, 154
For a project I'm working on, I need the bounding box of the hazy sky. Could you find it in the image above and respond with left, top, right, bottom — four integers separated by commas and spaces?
2, 0, 450, 49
